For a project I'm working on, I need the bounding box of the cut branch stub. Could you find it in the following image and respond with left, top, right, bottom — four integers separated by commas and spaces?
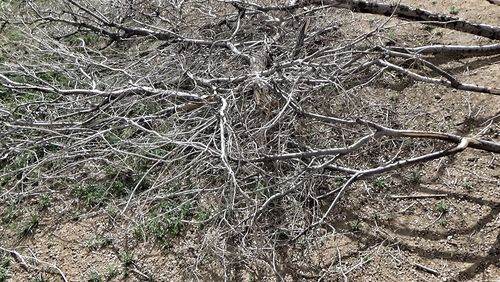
251, 44, 277, 113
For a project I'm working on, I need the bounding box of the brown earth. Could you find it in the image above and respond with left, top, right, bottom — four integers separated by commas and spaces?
1, 0, 499, 281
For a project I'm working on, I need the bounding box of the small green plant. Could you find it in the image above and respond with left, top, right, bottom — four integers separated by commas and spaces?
75, 184, 108, 208
85, 237, 113, 251
31, 273, 51, 282
0, 255, 9, 268
133, 226, 147, 242
319, 85, 337, 94
372, 178, 387, 190
1, 204, 20, 223
19, 212, 40, 237
37, 71, 69, 86
0, 253, 10, 282
387, 29, 397, 40
104, 264, 119, 280
449, 6, 459, 15
121, 251, 135, 268
463, 181, 473, 190
87, 271, 103, 282
423, 25, 435, 32
194, 209, 209, 222
436, 201, 449, 214
142, 203, 191, 246
349, 220, 361, 232
106, 206, 119, 220
408, 171, 422, 184
145, 216, 178, 246
109, 174, 131, 196
374, 212, 393, 222
37, 194, 52, 211
389, 95, 399, 103
439, 219, 449, 227
0, 269, 8, 282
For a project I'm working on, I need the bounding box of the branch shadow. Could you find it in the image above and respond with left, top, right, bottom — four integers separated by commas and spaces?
313, 172, 500, 280
427, 54, 500, 75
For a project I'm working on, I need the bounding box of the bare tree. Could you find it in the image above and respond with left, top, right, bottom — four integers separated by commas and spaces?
0, 0, 499, 279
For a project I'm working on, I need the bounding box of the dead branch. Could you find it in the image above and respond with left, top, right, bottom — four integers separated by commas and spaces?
387, 43, 500, 57
0, 0, 499, 279
390, 194, 448, 199
226, 0, 500, 39
0, 246, 68, 282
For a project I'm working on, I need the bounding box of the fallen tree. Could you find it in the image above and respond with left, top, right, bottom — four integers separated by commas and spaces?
0, 0, 499, 279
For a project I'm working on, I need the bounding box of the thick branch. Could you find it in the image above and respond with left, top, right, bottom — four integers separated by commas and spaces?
376, 59, 500, 95
387, 43, 500, 57
316, 0, 500, 40
231, 0, 500, 39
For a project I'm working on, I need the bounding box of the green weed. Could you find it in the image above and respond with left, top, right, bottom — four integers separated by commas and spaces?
439, 219, 449, 227
121, 251, 135, 268
31, 273, 51, 282
85, 237, 114, 251
75, 184, 108, 208
140, 202, 191, 247
349, 220, 361, 232
436, 201, 449, 214
104, 264, 119, 280
449, 6, 459, 15
37, 194, 52, 211
19, 212, 40, 237
87, 271, 103, 282
372, 178, 387, 190
0, 268, 8, 282
37, 71, 69, 86
374, 212, 393, 222
408, 171, 422, 184
463, 181, 473, 190
194, 209, 209, 222
1, 204, 20, 223
133, 226, 147, 242
0, 253, 10, 282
